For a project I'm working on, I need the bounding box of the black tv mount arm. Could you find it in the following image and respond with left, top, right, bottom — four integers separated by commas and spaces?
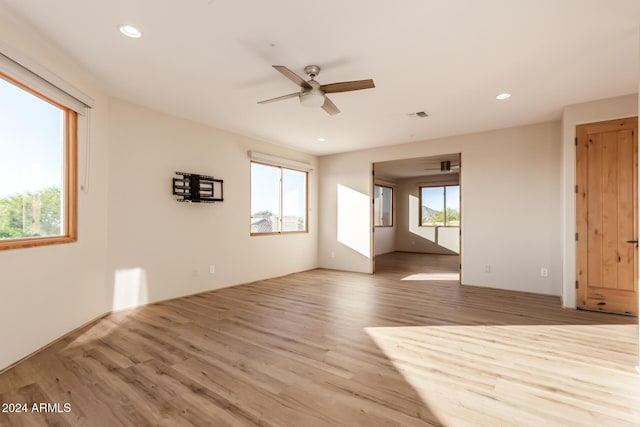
173, 172, 223, 203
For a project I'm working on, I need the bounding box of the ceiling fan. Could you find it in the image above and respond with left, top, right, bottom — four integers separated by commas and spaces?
258, 65, 375, 115
424, 161, 460, 173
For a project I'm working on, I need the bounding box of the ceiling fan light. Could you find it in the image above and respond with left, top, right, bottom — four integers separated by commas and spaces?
299, 91, 325, 108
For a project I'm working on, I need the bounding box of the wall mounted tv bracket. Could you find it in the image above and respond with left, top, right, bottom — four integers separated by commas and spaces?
173, 172, 223, 203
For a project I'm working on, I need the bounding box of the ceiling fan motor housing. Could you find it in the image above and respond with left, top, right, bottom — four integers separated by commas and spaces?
304, 65, 321, 79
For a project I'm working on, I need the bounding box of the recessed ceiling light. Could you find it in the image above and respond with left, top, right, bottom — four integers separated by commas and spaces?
496, 93, 511, 100
119, 25, 142, 38
317, 137, 326, 142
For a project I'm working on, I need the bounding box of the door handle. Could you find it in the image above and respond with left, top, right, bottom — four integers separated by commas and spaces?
626, 240, 638, 244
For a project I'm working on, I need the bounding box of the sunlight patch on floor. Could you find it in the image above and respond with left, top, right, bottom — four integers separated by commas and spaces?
401, 272, 460, 281
65, 267, 149, 350
365, 324, 640, 426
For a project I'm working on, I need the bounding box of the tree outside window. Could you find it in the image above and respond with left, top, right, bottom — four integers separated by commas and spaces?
420, 185, 460, 226
250, 162, 307, 234
0, 73, 77, 250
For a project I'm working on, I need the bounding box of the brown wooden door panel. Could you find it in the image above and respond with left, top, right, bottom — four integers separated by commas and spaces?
601, 131, 618, 289
617, 129, 636, 291
586, 287, 638, 313
586, 133, 603, 288
576, 117, 638, 315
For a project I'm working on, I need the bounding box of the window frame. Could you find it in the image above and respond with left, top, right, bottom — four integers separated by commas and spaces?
250, 161, 308, 236
374, 184, 393, 227
418, 184, 460, 227
0, 72, 78, 251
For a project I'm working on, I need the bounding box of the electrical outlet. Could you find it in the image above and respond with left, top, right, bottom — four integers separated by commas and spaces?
540, 267, 548, 277
331, 251, 335, 258
191, 269, 199, 278
209, 265, 215, 274
484, 264, 491, 273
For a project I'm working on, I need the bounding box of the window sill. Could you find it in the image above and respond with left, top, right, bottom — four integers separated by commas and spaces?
0, 235, 77, 251
250, 230, 309, 236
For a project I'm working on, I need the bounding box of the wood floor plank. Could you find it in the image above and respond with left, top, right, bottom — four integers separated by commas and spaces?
0, 252, 637, 426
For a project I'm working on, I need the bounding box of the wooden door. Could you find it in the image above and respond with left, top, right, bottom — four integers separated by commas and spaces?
576, 117, 638, 315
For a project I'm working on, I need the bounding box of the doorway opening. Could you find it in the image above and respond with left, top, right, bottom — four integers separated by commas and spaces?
372, 153, 461, 281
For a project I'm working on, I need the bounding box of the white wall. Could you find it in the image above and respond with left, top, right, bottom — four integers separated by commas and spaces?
374, 227, 395, 256
560, 94, 638, 308
107, 100, 318, 310
394, 174, 460, 255
319, 155, 373, 272
0, 8, 111, 369
319, 121, 562, 295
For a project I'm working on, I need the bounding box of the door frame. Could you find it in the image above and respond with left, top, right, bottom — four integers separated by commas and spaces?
371, 163, 376, 273
370, 154, 463, 280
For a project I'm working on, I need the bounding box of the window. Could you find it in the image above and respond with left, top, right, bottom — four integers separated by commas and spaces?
0, 73, 77, 250
419, 185, 460, 226
374, 185, 393, 227
251, 162, 307, 234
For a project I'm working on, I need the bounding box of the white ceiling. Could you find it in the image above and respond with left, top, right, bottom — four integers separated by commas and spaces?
3, 0, 639, 156
376, 154, 460, 180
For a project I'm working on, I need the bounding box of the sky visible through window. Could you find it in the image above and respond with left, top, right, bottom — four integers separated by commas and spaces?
446, 185, 460, 212
251, 163, 305, 217
421, 186, 460, 212
0, 77, 64, 198
421, 187, 444, 212
282, 168, 305, 219
421, 185, 460, 226
251, 163, 279, 215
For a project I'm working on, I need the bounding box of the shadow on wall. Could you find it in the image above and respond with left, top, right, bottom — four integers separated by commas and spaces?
337, 184, 370, 258
409, 195, 459, 254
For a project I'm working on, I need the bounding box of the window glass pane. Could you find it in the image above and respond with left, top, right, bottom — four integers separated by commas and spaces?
374, 186, 382, 226
445, 185, 460, 226
250, 163, 280, 233
282, 168, 306, 232
0, 77, 65, 240
374, 185, 392, 226
421, 186, 444, 226
381, 187, 392, 226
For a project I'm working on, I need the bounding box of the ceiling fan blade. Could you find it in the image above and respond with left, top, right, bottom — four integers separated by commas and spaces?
257, 92, 299, 104
273, 66, 312, 89
320, 79, 375, 94
322, 96, 340, 116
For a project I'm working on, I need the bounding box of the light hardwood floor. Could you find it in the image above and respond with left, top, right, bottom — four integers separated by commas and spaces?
0, 252, 638, 426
